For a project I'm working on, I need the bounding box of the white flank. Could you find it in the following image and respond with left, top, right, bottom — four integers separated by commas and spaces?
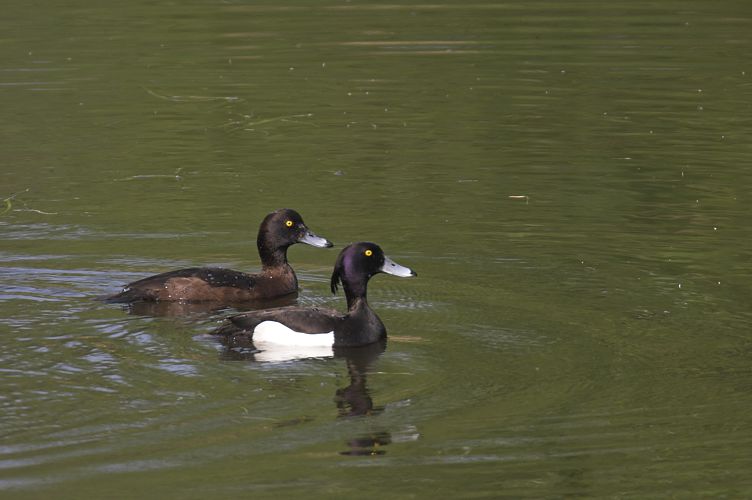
254, 321, 334, 346
252, 321, 334, 362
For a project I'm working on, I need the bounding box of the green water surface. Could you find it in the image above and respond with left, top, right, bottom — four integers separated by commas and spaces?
2, 1, 752, 498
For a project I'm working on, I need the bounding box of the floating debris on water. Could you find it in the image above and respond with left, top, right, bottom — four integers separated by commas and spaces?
116, 168, 183, 182
143, 87, 242, 102
509, 195, 529, 204
1, 188, 58, 215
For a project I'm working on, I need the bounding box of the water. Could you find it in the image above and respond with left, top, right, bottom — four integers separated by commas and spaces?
3, 1, 752, 497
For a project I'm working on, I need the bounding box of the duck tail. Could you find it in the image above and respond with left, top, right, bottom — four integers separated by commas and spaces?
100, 288, 144, 303
212, 319, 246, 337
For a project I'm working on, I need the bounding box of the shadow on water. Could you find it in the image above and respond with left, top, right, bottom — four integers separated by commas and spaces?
116, 294, 298, 318
220, 338, 392, 456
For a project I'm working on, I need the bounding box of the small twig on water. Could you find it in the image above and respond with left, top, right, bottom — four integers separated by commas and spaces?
143, 86, 242, 103
117, 168, 183, 182
1, 188, 29, 216
242, 113, 316, 129
17, 208, 58, 215
1, 189, 58, 216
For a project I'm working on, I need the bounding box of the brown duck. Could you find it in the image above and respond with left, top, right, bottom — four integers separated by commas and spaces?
105, 208, 333, 303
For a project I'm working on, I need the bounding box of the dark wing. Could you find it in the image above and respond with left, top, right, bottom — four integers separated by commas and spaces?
127, 267, 258, 289
213, 306, 343, 338
105, 267, 257, 302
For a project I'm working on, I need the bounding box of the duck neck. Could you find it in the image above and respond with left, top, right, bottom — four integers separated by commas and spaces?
337, 276, 386, 346
343, 277, 370, 311
258, 232, 289, 269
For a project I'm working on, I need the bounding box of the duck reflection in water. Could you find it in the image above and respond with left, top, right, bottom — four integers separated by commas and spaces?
219, 339, 393, 456
121, 294, 297, 318
333, 341, 385, 418
334, 342, 393, 456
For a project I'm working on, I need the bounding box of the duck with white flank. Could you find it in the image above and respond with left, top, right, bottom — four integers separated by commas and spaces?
213, 242, 416, 360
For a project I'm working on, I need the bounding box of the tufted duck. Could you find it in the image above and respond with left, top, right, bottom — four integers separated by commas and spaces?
213, 242, 416, 358
105, 208, 333, 303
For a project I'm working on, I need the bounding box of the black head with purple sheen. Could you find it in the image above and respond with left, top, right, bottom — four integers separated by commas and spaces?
330, 242, 416, 296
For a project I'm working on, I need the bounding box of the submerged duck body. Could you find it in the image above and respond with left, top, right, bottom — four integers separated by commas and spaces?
105, 208, 332, 303
214, 242, 416, 358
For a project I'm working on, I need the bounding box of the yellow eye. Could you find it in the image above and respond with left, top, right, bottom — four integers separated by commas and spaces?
365, 249, 373, 257
285, 220, 293, 227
